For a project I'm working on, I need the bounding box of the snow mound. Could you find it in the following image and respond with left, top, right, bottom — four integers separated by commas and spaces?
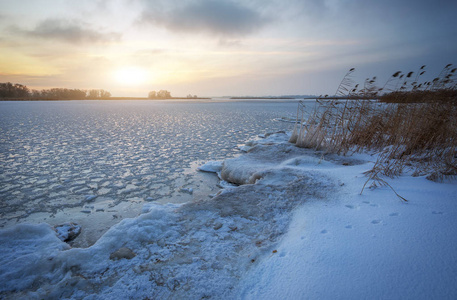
221, 133, 325, 185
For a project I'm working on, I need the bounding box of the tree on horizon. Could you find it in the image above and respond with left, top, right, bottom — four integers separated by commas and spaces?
148, 90, 171, 99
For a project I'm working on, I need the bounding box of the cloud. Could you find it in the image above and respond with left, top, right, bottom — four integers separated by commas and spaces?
140, 0, 269, 37
0, 13, 7, 22
19, 18, 121, 44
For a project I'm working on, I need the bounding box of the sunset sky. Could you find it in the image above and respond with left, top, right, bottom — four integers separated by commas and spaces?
0, 0, 456, 97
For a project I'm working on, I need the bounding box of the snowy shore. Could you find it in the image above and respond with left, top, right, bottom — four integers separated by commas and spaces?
233, 135, 457, 299
1, 132, 457, 299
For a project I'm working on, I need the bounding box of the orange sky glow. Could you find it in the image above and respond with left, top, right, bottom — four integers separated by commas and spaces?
0, 0, 456, 97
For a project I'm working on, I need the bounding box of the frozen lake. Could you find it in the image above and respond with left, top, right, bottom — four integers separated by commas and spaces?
0, 99, 301, 246
2, 99, 457, 300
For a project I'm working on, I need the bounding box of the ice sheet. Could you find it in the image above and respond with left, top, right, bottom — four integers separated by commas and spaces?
0, 100, 300, 247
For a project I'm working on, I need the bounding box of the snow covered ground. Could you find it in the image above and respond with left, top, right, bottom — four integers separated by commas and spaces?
1, 101, 456, 299
234, 135, 457, 300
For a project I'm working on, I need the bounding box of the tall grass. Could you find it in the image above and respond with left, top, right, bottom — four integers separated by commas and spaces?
290, 65, 457, 198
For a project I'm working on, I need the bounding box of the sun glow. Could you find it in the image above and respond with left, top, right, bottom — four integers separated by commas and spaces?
114, 67, 148, 85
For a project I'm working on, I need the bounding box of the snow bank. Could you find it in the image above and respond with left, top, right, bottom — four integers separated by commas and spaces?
221, 132, 318, 185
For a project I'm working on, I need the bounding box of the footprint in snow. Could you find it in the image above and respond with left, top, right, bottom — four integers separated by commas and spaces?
320, 229, 328, 234
345, 225, 353, 229
345, 204, 355, 209
432, 211, 444, 215
371, 219, 382, 224
389, 212, 399, 217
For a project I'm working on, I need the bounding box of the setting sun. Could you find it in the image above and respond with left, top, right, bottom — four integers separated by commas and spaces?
114, 67, 148, 85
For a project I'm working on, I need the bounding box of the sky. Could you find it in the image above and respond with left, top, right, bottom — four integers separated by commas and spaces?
0, 0, 456, 97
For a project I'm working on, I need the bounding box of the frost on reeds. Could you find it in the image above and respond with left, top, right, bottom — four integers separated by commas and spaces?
291, 65, 457, 196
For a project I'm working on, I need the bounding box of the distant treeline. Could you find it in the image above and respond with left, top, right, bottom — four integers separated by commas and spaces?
148, 90, 172, 99
147, 90, 202, 99
0, 82, 111, 100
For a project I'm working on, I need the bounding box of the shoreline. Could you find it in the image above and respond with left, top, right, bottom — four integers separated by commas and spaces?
1, 128, 457, 298
2, 131, 321, 298
0, 97, 212, 101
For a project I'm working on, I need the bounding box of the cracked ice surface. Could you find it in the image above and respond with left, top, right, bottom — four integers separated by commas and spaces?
0, 99, 302, 246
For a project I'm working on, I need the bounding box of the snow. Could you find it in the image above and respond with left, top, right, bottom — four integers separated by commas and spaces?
235, 164, 457, 299
1, 101, 457, 299
0, 223, 70, 292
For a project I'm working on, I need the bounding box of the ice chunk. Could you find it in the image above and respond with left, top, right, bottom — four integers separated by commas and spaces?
54, 222, 82, 242
198, 161, 223, 173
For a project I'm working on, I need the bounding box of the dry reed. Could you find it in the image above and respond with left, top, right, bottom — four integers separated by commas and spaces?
291, 65, 457, 199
